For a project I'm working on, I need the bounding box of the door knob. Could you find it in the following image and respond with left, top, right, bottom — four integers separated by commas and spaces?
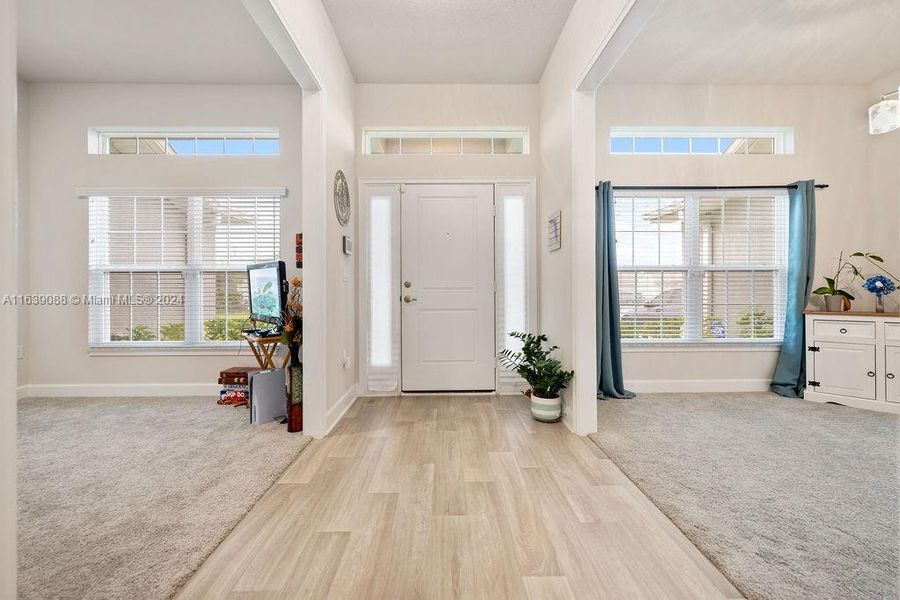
403, 295, 417, 304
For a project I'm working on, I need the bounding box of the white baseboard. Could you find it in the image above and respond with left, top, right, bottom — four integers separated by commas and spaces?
17, 382, 221, 399
625, 378, 772, 394
326, 384, 358, 434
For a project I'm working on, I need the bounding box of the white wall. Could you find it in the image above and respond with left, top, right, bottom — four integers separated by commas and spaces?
270, 0, 357, 435
18, 83, 302, 395
354, 84, 540, 180
538, 0, 631, 433
595, 82, 900, 387
1, 0, 18, 593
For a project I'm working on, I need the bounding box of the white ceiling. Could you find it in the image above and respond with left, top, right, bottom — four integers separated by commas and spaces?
607, 0, 900, 85
320, 0, 577, 83
17, 0, 294, 84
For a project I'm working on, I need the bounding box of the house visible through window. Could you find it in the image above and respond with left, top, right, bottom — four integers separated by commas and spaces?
88, 194, 281, 347
614, 190, 787, 343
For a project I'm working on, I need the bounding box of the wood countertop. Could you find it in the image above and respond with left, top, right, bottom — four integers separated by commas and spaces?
804, 309, 900, 318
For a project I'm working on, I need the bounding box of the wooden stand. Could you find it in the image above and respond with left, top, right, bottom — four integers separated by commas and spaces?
242, 331, 290, 369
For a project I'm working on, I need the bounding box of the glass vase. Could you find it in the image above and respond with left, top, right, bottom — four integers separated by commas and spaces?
875, 295, 885, 313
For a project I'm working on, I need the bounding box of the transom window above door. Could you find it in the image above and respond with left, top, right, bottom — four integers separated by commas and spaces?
363, 127, 529, 155
614, 190, 788, 344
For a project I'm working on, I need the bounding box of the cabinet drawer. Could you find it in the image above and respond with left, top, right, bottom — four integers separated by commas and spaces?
812, 319, 875, 340
885, 322, 900, 342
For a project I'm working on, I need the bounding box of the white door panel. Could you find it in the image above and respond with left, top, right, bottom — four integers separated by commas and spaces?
813, 341, 876, 400
402, 184, 495, 391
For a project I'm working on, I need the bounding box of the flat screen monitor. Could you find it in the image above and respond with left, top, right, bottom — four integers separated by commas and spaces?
247, 261, 287, 326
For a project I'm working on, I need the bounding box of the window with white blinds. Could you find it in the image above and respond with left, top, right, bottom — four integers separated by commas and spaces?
614, 190, 787, 343
88, 194, 281, 347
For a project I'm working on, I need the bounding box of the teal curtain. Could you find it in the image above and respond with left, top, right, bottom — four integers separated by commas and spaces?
771, 180, 817, 398
596, 182, 634, 399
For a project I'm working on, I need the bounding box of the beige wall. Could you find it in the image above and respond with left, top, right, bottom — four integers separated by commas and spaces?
539, 0, 630, 432
270, 0, 358, 434
866, 70, 900, 306
354, 83, 540, 180
1, 0, 17, 592
16, 80, 29, 387
595, 82, 900, 385
18, 83, 302, 394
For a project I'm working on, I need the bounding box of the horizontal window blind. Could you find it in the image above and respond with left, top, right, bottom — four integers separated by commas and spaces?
88, 195, 280, 346
614, 192, 787, 343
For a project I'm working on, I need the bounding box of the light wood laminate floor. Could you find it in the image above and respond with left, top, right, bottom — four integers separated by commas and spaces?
178, 395, 743, 599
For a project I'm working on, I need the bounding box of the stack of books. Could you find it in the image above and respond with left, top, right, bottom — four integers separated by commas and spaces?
217, 366, 261, 407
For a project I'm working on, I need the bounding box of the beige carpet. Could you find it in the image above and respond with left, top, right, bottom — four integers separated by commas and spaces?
17, 396, 310, 600
590, 392, 900, 600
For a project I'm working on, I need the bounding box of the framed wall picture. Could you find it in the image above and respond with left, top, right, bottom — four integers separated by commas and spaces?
548, 210, 561, 252
295, 233, 303, 268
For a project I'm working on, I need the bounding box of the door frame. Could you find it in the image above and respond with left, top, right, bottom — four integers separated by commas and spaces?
357, 177, 538, 396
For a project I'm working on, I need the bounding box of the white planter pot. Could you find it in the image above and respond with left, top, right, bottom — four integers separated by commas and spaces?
824, 295, 844, 312
530, 392, 562, 423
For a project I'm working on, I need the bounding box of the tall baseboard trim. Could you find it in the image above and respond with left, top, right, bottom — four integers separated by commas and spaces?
17, 382, 221, 399
325, 384, 357, 434
625, 378, 771, 393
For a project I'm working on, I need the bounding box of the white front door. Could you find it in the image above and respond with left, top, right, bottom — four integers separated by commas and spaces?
401, 184, 495, 391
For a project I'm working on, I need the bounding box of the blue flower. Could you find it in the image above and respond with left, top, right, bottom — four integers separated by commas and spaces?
862, 275, 896, 297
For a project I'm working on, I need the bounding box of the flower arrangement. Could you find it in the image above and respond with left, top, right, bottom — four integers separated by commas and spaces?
813, 250, 899, 311
862, 274, 897, 297
280, 277, 303, 347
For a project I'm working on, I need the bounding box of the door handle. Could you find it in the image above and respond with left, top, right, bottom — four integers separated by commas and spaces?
867, 371, 875, 377
888, 373, 895, 380
840, 328, 848, 334
403, 295, 418, 304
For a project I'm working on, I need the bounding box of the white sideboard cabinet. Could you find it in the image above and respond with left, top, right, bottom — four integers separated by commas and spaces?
805, 310, 900, 414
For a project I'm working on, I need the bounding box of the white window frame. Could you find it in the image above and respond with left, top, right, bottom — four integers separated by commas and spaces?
362, 127, 530, 155
609, 126, 794, 155
615, 188, 788, 347
80, 187, 285, 353
357, 178, 538, 395
87, 127, 280, 155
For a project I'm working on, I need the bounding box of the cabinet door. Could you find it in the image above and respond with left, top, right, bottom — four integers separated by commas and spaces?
886, 346, 900, 404
812, 342, 876, 400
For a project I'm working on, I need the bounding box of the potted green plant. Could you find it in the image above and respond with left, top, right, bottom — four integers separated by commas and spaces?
813, 251, 857, 311
499, 332, 574, 423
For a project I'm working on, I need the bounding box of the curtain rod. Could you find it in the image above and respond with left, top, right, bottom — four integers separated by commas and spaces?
598, 184, 829, 191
